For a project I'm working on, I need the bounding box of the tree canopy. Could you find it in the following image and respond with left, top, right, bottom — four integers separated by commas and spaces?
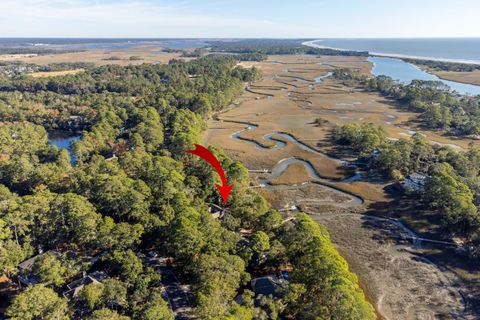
0, 55, 374, 319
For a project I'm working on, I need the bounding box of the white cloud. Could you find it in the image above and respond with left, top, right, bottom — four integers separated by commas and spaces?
2, 0, 477, 38
0, 0, 283, 37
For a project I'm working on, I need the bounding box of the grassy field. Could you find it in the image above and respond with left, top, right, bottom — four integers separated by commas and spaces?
408, 62, 480, 86
0, 45, 187, 66
434, 70, 480, 86
29, 69, 85, 77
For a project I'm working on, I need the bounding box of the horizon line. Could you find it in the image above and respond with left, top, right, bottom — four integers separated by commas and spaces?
1, 36, 480, 40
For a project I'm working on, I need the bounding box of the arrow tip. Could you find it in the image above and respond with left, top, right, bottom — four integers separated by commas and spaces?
216, 184, 233, 205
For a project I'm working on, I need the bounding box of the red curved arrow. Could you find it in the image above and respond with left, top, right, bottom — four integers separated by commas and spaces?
184, 144, 233, 204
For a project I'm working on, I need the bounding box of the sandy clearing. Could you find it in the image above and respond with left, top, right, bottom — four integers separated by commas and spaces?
0, 53, 38, 61
29, 69, 85, 77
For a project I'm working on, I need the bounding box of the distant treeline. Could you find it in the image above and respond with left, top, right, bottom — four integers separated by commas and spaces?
404, 58, 480, 72
0, 62, 94, 77
39, 62, 95, 71
208, 39, 369, 57
235, 52, 268, 61
0, 47, 80, 55
181, 48, 209, 58
179, 48, 267, 62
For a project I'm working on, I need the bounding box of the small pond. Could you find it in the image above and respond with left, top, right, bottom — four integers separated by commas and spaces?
48, 131, 81, 165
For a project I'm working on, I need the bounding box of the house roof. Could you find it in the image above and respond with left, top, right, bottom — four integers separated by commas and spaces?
63, 271, 109, 298
18, 251, 60, 272
407, 173, 428, 181
67, 271, 108, 289
208, 203, 226, 219
208, 204, 224, 214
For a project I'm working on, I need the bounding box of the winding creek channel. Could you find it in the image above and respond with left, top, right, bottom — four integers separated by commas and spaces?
227, 118, 462, 249
230, 122, 363, 206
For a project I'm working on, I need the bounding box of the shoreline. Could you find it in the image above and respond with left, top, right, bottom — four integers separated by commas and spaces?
413, 63, 480, 86
434, 72, 480, 86
303, 40, 480, 65
304, 40, 480, 88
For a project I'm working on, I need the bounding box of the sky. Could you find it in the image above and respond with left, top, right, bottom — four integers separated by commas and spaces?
1, 0, 479, 38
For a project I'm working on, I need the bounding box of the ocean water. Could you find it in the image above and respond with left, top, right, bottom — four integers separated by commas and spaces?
0, 38, 207, 50
308, 38, 480, 64
369, 57, 480, 96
